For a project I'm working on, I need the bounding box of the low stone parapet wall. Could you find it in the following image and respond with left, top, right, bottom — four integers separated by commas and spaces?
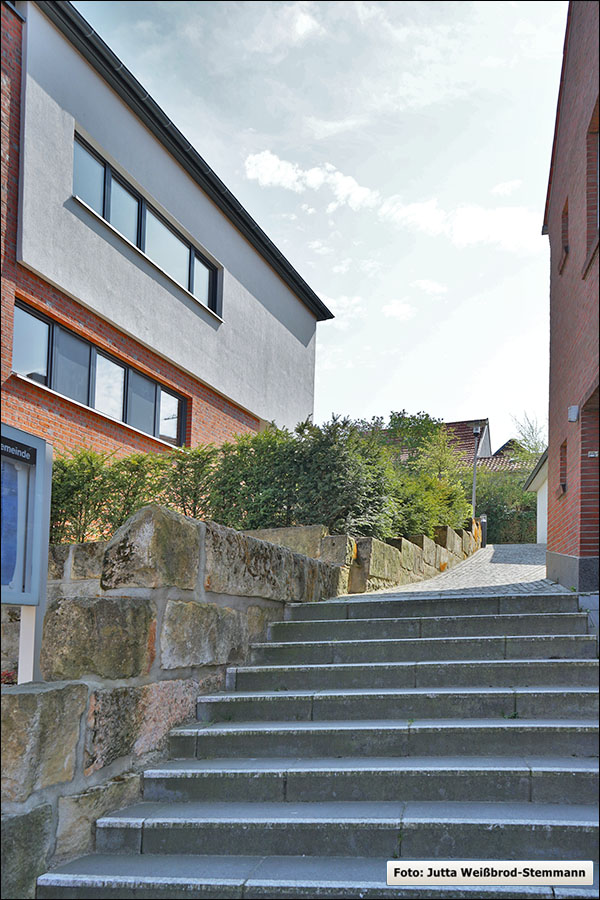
1, 505, 347, 898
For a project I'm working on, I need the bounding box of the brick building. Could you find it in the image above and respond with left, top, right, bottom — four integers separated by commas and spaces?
1, 1, 332, 459
543, 1, 599, 591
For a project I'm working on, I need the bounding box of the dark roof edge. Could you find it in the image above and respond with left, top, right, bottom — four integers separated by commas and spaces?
542, 3, 572, 235
523, 448, 548, 491
34, 0, 333, 322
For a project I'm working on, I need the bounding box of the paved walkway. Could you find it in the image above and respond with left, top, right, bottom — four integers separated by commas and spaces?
383, 543, 571, 596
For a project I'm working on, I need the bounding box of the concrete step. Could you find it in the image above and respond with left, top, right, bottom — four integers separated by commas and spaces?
286, 593, 579, 622
195, 687, 599, 723
142, 756, 599, 804
270, 613, 589, 642
170, 719, 599, 760
93, 800, 598, 860
250, 634, 598, 666
37, 853, 599, 899
229, 658, 600, 691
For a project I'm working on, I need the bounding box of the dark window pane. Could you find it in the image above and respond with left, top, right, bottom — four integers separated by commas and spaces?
110, 179, 138, 245
12, 307, 49, 384
73, 141, 104, 215
54, 328, 90, 405
145, 209, 190, 287
193, 256, 211, 306
159, 390, 180, 442
95, 354, 124, 420
128, 370, 156, 435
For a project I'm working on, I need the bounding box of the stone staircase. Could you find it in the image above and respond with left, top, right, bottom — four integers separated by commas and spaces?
38, 590, 599, 898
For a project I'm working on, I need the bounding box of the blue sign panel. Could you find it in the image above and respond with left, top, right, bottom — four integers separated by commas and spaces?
1, 426, 52, 607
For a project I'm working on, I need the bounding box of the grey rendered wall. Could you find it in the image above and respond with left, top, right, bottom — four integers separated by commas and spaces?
17, 3, 317, 429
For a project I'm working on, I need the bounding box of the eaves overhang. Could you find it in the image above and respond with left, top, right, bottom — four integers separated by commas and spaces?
34, 0, 334, 322
524, 448, 549, 492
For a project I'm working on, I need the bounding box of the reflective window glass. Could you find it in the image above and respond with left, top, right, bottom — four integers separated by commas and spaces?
73, 141, 104, 215
193, 256, 211, 306
94, 354, 125, 420
12, 307, 49, 384
128, 370, 156, 435
145, 209, 190, 287
159, 390, 180, 442
53, 328, 90, 405
109, 180, 138, 245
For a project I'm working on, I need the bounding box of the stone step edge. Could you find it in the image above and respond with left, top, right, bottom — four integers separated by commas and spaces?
272, 612, 589, 627
36, 855, 597, 900
196, 687, 599, 702
251, 634, 596, 649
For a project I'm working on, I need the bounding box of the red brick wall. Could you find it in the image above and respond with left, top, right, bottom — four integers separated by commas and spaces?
1, 3, 259, 458
546, 1, 599, 561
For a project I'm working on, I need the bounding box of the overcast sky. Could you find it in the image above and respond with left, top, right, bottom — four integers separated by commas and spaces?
73, 0, 568, 452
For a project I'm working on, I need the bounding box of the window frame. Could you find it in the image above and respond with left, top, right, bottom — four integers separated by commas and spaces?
73, 134, 218, 313
12, 301, 187, 446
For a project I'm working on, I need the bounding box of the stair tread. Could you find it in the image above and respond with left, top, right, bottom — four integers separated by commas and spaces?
274, 612, 588, 624
198, 686, 598, 700
98, 800, 599, 825
145, 756, 600, 775
40, 853, 595, 898
253, 634, 595, 647
174, 717, 598, 734
233, 658, 599, 671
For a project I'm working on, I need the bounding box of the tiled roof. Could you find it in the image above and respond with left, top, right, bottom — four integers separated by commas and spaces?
445, 419, 489, 463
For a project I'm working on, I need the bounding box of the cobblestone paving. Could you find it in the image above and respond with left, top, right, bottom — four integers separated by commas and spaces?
381, 544, 572, 596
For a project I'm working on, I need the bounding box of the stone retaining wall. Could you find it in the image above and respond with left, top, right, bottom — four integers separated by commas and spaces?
1, 505, 347, 898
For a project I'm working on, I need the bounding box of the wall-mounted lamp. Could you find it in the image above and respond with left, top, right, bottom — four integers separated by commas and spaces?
567, 406, 579, 423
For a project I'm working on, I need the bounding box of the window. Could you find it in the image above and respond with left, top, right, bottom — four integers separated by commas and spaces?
12, 303, 186, 445
73, 140, 105, 215
559, 200, 568, 273
559, 440, 567, 494
12, 306, 49, 384
73, 135, 218, 312
585, 98, 599, 256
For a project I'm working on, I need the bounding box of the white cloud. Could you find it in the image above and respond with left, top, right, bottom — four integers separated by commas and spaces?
322, 294, 367, 330
244, 150, 304, 192
244, 3, 324, 58
305, 114, 368, 139
381, 299, 416, 320
301, 203, 316, 215
333, 258, 352, 274
491, 179, 523, 197
379, 196, 448, 236
245, 150, 379, 211
412, 279, 448, 295
450, 205, 542, 254
358, 258, 382, 276
308, 240, 333, 255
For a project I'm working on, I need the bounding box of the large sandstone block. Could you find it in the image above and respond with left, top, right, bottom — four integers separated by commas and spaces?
320, 535, 356, 566
434, 526, 463, 558
349, 538, 406, 592
435, 544, 451, 572
56, 773, 141, 862
161, 600, 247, 669
48, 544, 70, 580
242, 525, 328, 559
1, 682, 87, 802
408, 534, 437, 568
247, 605, 281, 643
204, 522, 289, 600
40, 595, 156, 680
84, 678, 208, 773
102, 505, 200, 590
1, 804, 53, 899
72, 541, 107, 580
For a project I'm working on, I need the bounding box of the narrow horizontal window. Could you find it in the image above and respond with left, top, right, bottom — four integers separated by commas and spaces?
128, 369, 157, 436
193, 255, 212, 307
73, 140, 105, 215
159, 390, 181, 443
94, 353, 125, 421
109, 178, 139, 246
53, 328, 90, 406
144, 209, 190, 288
12, 306, 49, 384
73, 135, 218, 311
13, 302, 186, 446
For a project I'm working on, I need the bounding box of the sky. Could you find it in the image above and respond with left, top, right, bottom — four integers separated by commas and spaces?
73, 0, 568, 452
